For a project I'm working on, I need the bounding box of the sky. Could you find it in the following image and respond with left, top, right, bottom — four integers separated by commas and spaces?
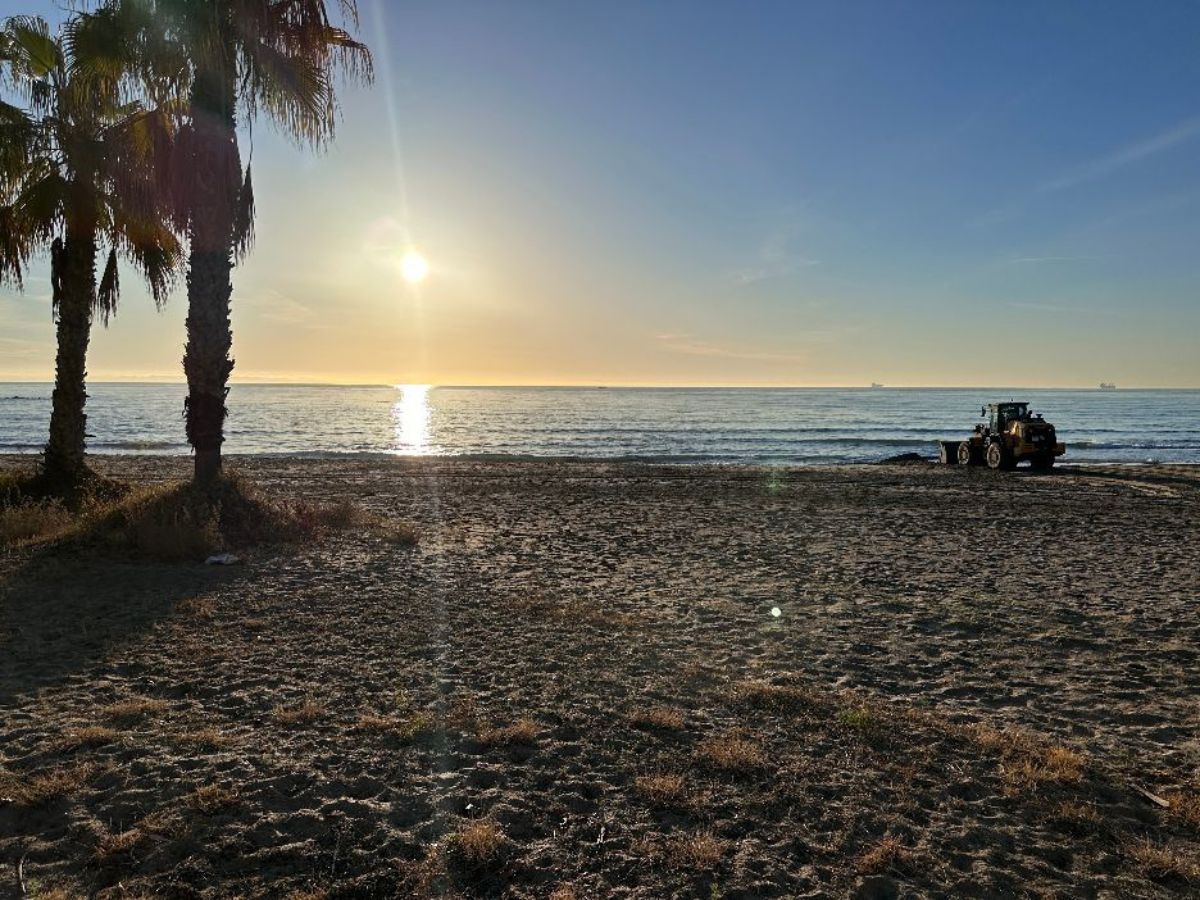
1, 0, 1199, 387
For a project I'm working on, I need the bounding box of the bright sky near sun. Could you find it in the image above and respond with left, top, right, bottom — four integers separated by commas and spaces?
1, 0, 1199, 386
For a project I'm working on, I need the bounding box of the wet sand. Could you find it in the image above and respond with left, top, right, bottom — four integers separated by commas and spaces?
2, 456, 1199, 897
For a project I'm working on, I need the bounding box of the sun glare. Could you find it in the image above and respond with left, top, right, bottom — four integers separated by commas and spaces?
392, 384, 431, 454
400, 251, 429, 283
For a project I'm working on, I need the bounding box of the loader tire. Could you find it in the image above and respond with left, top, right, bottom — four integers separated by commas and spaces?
986, 442, 1015, 470
957, 441, 976, 466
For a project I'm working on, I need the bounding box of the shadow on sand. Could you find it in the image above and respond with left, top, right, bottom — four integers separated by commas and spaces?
0, 547, 245, 708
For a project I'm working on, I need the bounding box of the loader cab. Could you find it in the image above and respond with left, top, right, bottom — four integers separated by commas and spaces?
983, 402, 1029, 434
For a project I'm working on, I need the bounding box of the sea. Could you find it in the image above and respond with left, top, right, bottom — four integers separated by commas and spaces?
1, 384, 1198, 466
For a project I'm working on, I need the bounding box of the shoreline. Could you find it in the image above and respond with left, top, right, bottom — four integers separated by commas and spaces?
4, 451, 1200, 470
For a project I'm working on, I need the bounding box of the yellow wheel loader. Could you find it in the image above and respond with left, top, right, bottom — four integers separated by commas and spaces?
937, 402, 1066, 470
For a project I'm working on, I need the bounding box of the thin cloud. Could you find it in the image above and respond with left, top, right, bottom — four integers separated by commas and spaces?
733, 258, 820, 285
975, 115, 1200, 226
253, 290, 318, 326
1038, 116, 1200, 194
731, 220, 820, 285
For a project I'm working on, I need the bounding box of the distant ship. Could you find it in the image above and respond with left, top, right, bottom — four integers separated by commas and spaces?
1099, 382, 1116, 391
870, 382, 884, 389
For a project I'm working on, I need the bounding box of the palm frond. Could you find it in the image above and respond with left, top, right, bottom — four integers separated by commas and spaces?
96, 246, 120, 325
240, 38, 333, 145
234, 0, 372, 146
1, 16, 61, 78
232, 163, 255, 260
49, 236, 65, 317
0, 205, 30, 287
126, 237, 179, 308
0, 100, 37, 194
13, 167, 67, 239
66, 3, 192, 107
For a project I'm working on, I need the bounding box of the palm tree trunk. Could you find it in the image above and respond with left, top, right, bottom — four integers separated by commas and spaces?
43, 233, 97, 494
183, 65, 239, 487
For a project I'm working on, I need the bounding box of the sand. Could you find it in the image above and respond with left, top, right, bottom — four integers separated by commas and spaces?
2, 456, 1199, 898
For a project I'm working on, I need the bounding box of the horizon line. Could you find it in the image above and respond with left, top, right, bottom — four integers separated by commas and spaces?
2, 380, 1198, 391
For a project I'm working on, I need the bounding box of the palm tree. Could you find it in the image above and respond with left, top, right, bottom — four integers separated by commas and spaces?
0, 16, 181, 498
72, 1, 372, 485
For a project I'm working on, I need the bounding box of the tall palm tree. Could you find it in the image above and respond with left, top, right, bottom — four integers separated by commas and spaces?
0, 16, 181, 497
72, 1, 372, 485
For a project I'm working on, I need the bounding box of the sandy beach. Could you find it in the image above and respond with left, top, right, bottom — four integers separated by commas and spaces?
2, 456, 1199, 898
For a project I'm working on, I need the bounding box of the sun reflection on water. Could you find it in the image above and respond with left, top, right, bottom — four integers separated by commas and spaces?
392, 384, 431, 454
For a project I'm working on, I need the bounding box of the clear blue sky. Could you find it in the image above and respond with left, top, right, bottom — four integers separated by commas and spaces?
2, 0, 1198, 385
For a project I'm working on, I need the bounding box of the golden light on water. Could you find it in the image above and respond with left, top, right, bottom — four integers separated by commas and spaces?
393, 384, 431, 454
400, 251, 429, 283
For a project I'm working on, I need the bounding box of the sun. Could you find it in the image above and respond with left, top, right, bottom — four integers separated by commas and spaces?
400, 251, 429, 284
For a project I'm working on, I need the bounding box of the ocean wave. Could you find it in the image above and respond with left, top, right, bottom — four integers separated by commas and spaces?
89, 440, 185, 451
1066, 440, 1200, 450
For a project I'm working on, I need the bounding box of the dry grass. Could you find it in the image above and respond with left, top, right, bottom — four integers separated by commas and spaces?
53, 725, 121, 752
506, 593, 643, 629
93, 828, 145, 865
176, 597, 217, 619
452, 819, 505, 864
1006, 744, 1086, 790
1048, 800, 1105, 834
445, 695, 480, 729
856, 836, 914, 875
968, 725, 1086, 791
101, 697, 169, 722
169, 727, 229, 751
837, 704, 885, 739
628, 705, 685, 731
47, 473, 326, 561
665, 831, 725, 872
477, 718, 539, 747
695, 731, 768, 774
0, 498, 73, 546
18, 888, 74, 900
634, 773, 690, 807
130, 505, 222, 561
304, 499, 420, 545
272, 698, 326, 726
379, 520, 420, 546
733, 680, 827, 713
3, 470, 415, 558
0, 468, 26, 504
185, 784, 239, 814
353, 712, 436, 743
312, 499, 364, 529
1125, 838, 1200, 881
1164, 791, 1200, 830
0, 764, 94, 806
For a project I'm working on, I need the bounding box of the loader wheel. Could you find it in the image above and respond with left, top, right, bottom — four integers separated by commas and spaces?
986, 442, 1015, 470
957, 441, 976, 466
1031, 453, 1055, 471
